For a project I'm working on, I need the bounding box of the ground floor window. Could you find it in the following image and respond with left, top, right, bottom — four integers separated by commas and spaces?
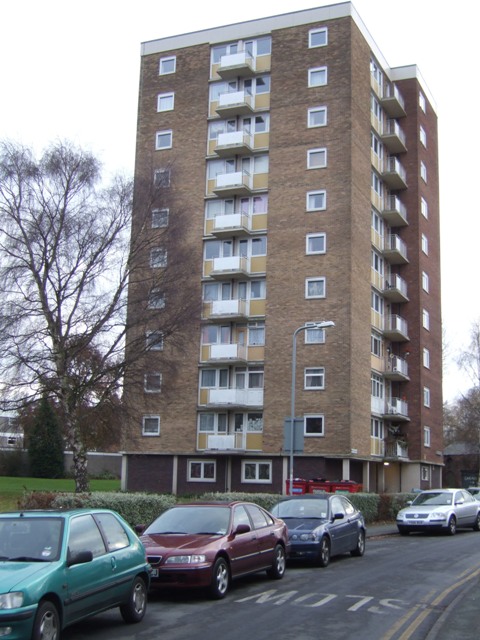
188, 460, 216, 482
242, 460, 272, 483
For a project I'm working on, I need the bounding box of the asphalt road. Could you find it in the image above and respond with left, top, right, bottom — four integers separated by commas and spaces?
63, 529, 480, 640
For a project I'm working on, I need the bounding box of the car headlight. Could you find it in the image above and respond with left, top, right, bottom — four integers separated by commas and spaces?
0, 592, 24, 609
165, 555, 206, 564
429, 512, 447, 520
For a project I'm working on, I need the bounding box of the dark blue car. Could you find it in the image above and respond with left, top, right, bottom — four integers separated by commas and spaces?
271, 494, 366, 567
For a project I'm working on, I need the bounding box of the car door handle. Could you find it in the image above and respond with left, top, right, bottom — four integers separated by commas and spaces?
111, 556, 117, 571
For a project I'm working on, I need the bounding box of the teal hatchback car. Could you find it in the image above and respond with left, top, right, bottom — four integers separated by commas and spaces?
0, 509, 151, 639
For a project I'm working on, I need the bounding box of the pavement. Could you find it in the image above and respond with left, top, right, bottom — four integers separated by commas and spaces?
366, 523, 480, 639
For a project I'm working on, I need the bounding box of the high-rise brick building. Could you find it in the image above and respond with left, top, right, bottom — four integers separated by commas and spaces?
122, 2, 442, 495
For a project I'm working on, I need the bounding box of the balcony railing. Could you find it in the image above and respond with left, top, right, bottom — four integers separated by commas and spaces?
384, 355, 409, 380
207, 388, 263, 407
217, 52, 256, 79
216, 90, 254, 116
382, 156, 407, 190
383, 273, 408, 303
384, 397, 409, 421
383, 314, 409, 341
383, 234, 408, 264
210, 255, 251, 279
214, 170, 253, 196
215, 130, 254, 157
211, 212, 252, 236
209, 343, 247, 361
381, 84, 406, 118
381, 119, 407, 154
385, 441, 409, 459
383, 195, 408, 227
208, 298, 249, 319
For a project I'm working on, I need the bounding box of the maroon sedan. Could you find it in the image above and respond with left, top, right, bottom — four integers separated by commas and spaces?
140, 501, 289, 599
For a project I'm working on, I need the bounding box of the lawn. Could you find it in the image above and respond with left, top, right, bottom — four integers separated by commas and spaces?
0, 476, 121, 512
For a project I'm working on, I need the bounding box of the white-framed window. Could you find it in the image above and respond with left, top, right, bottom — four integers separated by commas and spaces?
305, 277, 326, 299
424, 426, 431, 447
371, 332, 382, 357
421, 233, 429, 255
305, 327, 326, 344
371, 132, 383, 160
154, 168, 171, 187
143, 415, 160, 436
371, 417, 384, 441
420, 161, 427, 182
371, 291, 384, 315
422, 271, 429, 293
423, 347, 430, 369
308, 106, 327, 128
308, 66, 328, 88
306, 190, 327, 211
421, 466, 430, 481
304, 414, 324, 436
157, 92, 175, 112
144, 372, 162, 393
421, 196, 428, 219
159, 56, 176, 75
304, 367, 325, 390
423, 386, 431, 407
156, 130, 173, 150
371, 171, 383, 197
200, 368, 228, 389
242, 460, 272, 484
188, 460, 216, 482
146, 331, 164, 351
198, 412, 228, 433
307, 148, 327, 169
371, 250, 384, 276
371, 373, 384, 399
152, 208, 169, 228
150, 247, 167, 268
423, 308, 430, 330
309, 27, 328, 48
248, 323, 265, 346
306, 233, 326, 255
419, 92, 426, 113
148, 288, 166, 309
420, 126, 427, 147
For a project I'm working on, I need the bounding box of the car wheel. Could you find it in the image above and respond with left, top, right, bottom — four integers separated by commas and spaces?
32, 600, 60, 640
266, 544, 286, 579
315, 536, 331, 568
446, 516, 457, 536
350, 529, 366, 557
473, 513, 480, 532
398, 526, 410, 536
120, 576, 148, 624
210, 557, 230, 599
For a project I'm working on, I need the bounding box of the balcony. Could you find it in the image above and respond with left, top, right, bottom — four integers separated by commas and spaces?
383, 274, 408, 303
213, 170, 253, 196
383, 397, 409, 422
215, 131, 254, 157
382, 119, 407, 154
383, 234, 408, 264
384, 355, 409, 381
210, 255, 251, 279
217, 52, 256, 79
383, 195, 408, 227
211, 212, 252, 237
385, 441, 409, 459
205, 298, 249, 320
382, 157, 407, 190
206, 343, 247, 363
216, 90, 255, 117
199, 430, 262, 452
383, 314, 409, 341
207, 388, 263, 407
381, 84, 406, 118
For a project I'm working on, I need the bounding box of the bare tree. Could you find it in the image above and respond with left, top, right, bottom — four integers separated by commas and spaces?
457, 319, 480, 388
0, 140, 200, 491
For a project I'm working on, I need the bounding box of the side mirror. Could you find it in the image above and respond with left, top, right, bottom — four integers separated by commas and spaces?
233, 523, 251, 535
67, 550, 93, 567
135, 524, 146, 535
332, 512, 344, 521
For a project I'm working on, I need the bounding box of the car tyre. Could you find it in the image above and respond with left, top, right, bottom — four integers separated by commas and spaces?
473, 513, 480, 532
446, 516, 456, 536
350, 529, 366, 557
210, 557, 230, 599
32, 600, 60, 640
397, 526, 410, 536
266, 544, 286, 579
120, 576, 148, 624
315, 536, 331, 568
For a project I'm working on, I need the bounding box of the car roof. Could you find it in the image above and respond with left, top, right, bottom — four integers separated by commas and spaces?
0, 508, 118, 518
172, 501, 257, 507
276, 493, 330, 501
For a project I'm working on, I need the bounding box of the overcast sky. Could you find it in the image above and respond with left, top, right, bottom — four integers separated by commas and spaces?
1, 0, 478, 402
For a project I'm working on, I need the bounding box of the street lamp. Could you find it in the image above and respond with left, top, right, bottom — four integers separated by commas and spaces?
289, 320, 335, 495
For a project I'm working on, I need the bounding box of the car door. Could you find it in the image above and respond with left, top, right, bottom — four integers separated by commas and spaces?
328, 496, 352, 554
245, 504, 276, 569
339, 496, 360, 549
455, 490, 478, 527
228, 504, 260, 577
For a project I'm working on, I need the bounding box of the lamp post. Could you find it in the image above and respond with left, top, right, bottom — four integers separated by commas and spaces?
289, 320, 335, 495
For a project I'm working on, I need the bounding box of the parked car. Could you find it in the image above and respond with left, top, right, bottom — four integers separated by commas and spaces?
140, 501, 289, 599
0, 509, 150, 640
396, 488, 480, 535
270, 493, 366, 567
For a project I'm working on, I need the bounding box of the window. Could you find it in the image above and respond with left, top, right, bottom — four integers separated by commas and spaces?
306, 233, 326, 254
150, 247, 167, 268
152, 208, 169, 228
304, 367, 325, 390
307, 148, 327, 169
309, 27, 328, 48
157, 92, 174, 112
143, 415, 160, 436
154, 169, 171, 187
423, 308, 430, 330
156, 130, 172, 150
420, 126, 427, 147
242, 460, 272, 483
305, 277, 326, 298
371, 418, 384, 441
198, 413, 227, 433
371, 133, 383, 159
69, 515, 105, 559
95, 513, 129, 552
307, 190, 326, 211
423, 386, 431, 407
305, 327, 325, 344
148, 289, 165, 309
304, 414, 324, 436
371, 250, 384, 276
422, 271, 429, 293
248, 323, 265, 346
371, 291, 384, 315
371, 373, 384, 399
146, 331, 164, 351
159, 56, 176, 75
419, 92, 426, 113
371, 332, 382, 357
423, 348, 430, 369
421, 233, 429, 255
188, 460, 216, 482
371, 171, 383, 197
421, 466, 430, 481
420, 161, 427, 182
308, 66, 328, 87
144, 373, 162, 393
308, 106, 327, 128
421, 197, 428, 219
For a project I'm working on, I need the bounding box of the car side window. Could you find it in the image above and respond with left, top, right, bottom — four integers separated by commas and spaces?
68, 515, 106, 558
331, 497, 345, 516
342, 497, 355, 516
246, 504, 270, 529
95, 513, 130, 551
233, 505, 251, 530
461, 490, 474, 503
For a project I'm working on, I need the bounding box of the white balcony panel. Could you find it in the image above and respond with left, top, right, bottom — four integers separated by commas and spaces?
209, 388, 263, 406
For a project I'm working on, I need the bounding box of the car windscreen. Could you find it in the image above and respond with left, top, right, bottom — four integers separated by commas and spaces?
145, 506, 230, 535
412, 492, 453, 506
0, 517, 63, 561
271, 499, 329, 519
